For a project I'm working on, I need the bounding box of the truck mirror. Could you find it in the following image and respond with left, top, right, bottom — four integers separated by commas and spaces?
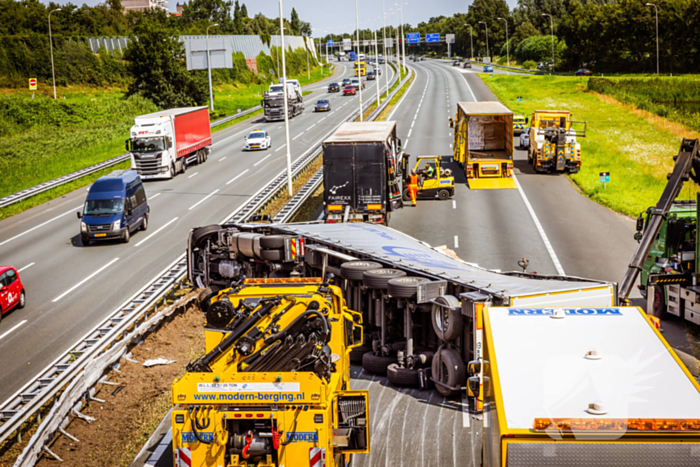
76, 211, 82, 219
525, 117, 529, 124
125, 139, 129, 151
127, 208, 133, 217
467, 376, 479, 397
467, 360, 480, 376
449, 118, 454, 128
168, 138, 173, 149
635, 215, 644, 232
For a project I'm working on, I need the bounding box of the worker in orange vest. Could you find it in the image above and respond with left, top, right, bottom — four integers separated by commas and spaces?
408, 169, 419, 206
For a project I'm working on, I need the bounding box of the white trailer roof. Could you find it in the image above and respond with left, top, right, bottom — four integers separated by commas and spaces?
275, 223, 612, 300
324, 122, 396, 144
136, 107, 206, 120
485, 307, 700, 429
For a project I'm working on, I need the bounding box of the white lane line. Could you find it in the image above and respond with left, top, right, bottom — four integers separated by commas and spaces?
188, 189, 219, 211
0, 206, 82, 247
277, 125, 283, 129
452, 200, 456, 209
452, 66, 478, 102
254, 154, 274, 167
52, 257, 120, 302
292, 132, 305, 141
319, 117, 327, 122
218, 156, 226, 162
275, 144, 287, 153
188, 172, 198, 179
454, 235, 459, 249
307, 124, 316, 131
226, 169, 249, 185
513, 175, 566, 275
408, 128, 412, 137
149, 193, 161, 200
462, 394, 470, 427
0, 320, 27, 342
135, 217, 179, 247
18, 262, 35, 272
411, 120, 415, 128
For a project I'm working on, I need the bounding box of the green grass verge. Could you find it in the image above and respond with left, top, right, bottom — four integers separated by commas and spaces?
481, 75, 690, 217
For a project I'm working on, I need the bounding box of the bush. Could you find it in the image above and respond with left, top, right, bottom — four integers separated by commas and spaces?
514, 35, 566, 65
522, 60, 537, 70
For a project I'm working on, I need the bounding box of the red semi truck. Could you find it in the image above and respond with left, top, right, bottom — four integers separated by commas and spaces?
127, 107, 212, 180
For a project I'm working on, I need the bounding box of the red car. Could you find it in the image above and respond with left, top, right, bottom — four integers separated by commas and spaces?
0, 266, 25, 321
343, 85, 356, 96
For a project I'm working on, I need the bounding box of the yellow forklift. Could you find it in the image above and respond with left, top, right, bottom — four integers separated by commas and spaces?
401, 155, 455, 201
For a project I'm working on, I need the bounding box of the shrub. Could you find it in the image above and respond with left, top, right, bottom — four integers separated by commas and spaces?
522, 60, 537, 70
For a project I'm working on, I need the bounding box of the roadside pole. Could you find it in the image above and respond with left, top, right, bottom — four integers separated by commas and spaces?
279, 0, 293, 196
374, 30, 381, 106
355, 0, 363, 121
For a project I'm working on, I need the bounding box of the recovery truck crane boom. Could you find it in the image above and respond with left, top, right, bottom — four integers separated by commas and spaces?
619, 138, 700, 305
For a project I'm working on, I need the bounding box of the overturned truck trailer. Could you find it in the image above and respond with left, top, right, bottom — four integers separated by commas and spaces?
188, 222, 615, 397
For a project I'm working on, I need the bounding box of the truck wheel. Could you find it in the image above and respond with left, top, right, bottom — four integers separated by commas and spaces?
431, 295, 463, 341
431, 348, 465, 397
169, 163, 176, 179
387, 277, 430, 298
387, 363, 420, 387
260, 249, 284, 262
653, 287, 667, 317
362, 352, 396, 375
340, 261, 383, 281
363, 268, 407, 289
198, 286, 219, 313
349, 344, 372, 363
259, 235, 288, 249
438, 189, 450, 200
191, 225, 221, 248
122, 227, 130, 243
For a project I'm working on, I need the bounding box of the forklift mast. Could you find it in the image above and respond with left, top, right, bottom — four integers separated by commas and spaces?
619, 138, 700, 303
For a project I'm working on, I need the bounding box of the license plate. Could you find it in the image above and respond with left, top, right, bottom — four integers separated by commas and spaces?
252, 145, 259, 148
95, 233, 107, 237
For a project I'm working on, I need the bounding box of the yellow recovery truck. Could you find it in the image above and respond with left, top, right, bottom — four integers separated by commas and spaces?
469, 305, 700, 466
451, 101, 516, 189
171, 277, 368, 467
527, 110, 586, 173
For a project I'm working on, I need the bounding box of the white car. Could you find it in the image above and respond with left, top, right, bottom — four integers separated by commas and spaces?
520, 132, 530, 149
244, 129, 271, 151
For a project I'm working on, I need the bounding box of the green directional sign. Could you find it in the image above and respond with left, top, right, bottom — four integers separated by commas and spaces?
599, 172, 610, 183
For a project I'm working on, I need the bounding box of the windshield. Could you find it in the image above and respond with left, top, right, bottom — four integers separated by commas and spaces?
248, 132, 265, 139
84, 199, 124, 216
269, 85, 284, 93
317, 100, 328, 104
132, 137, 164, 153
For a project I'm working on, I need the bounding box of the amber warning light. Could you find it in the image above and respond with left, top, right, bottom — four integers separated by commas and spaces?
534, 418, 700, 432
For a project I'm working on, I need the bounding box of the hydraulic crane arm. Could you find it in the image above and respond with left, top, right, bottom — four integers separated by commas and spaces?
619, 138, 700, 303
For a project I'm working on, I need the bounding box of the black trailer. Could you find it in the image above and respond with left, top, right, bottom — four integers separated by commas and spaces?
322, 122, 403, 225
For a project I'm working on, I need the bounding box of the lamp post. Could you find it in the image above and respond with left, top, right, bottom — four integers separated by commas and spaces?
382, 0, 389, 98
374, 29, 381, 106
464, 23, 473, 61
49, 8, 61, 99
355, 0, 363, 121
206, 23, 219, 112
279, 0, 293, 196
646, 3, 659, 74
542, 13, 554, 72
478, 21, 489, 62
399, 2, 406, 75
497, 17, 509, 68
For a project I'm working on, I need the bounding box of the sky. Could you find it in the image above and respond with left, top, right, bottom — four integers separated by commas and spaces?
41, 0, 520, 35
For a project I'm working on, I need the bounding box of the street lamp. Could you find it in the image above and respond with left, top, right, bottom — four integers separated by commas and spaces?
398, 2, 407, 75
354, 0, 363, 121
478, 21, 489, 62
464, 23, 473, 61
279, 0, 293, 196
206, 23, 219, 112
48, 8, 61, 99
646, 3, 659, 74
382, 0, 389, 99
497, 17, 509, 68
542, 13, 554, 72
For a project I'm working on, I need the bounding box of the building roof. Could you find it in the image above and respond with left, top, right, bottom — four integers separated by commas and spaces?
457, 101, 513, 115
324, 122, 396, 144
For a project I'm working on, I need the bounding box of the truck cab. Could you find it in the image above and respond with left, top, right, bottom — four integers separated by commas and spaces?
528, 110, 586, 173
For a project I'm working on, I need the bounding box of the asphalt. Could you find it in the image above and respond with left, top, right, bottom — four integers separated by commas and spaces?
0, 61, 396, 401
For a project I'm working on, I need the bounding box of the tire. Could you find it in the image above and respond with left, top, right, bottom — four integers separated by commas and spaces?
362, 352, 396, 375
387, 276, 430, 298
387, 363, 420, 387
431, 348, 466, 397
122, 227, 130, 244
402, 187, 410, 201
340, 261, 383, 281
431, 295, 463, 341
191, 225, 221, 249
259, 235, 288, 249
438, 189, 450, 201
17, 290, 26, 309
363, 268, 407, 289
260, 248, 284, 262
652, 286, 667, 317
198, 287, 218, 313
349, 344, 372, 364
141, 215, 148, 232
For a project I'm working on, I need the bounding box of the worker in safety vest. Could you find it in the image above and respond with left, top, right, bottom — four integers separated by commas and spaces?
424, 163, 435, 179
408, 169, 419, 206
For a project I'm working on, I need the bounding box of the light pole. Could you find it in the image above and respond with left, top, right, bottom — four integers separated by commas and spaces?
48, 8, 61, 99
542, 13, 554, 72
497, 17, 509, 68
279, 0, 293, 196
464, 23, 473, 60
478, 21, 489, 62
398, 2, 406, 75
374, 29, 381, 106
646, 3, 659, 74
355, 0, 363, 121
206, 23, 219, 112
382, 0, 389, 98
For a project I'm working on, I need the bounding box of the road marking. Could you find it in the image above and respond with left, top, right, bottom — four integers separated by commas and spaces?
292, 132, 304, 141
218, 156, 226, 162
319, 117, 327, 122
187, 172, 198, 179
188, 189, 219, 211
452, 200, 456, 209
277, 125, 282, 129
513, 175, 566, 275
135, 217, 179, 247
226, 169, 250, 185
307, 124, 316, 131
462, 394, 470, 427
254, 154, 273, 167
18, 262, 35, 272
403, 139, 409, 150
52, 257, 120, 302
454, 235, 459, 248
407, 128, 412, 137
411, 120, 415, 128
0, 206, 82, 247
452, 66, 478, 102
275, 144, 287, 152
149, 193, 161, 200
0, 320, 27, 342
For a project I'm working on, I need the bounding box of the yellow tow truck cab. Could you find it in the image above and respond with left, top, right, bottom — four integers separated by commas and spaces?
451, 101, 516, 189
171, 279, 368, 467
471, 306, 700, 466
527, 110, 586, 174
354, 61, 366, 77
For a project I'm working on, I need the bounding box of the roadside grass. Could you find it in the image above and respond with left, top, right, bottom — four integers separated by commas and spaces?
481, 75, 691, 217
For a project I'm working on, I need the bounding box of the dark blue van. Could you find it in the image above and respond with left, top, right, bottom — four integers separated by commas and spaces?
77, 170, 149, 245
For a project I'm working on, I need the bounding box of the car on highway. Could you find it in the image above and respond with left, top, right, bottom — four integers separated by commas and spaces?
575, 68, 593, 76
0, 266, 25, 320
314, 99, 331, 112
420, 57, 426, 61
378, 57, 385, 64
520, 132, 530, 150
375, 66, 381, 75
367, 70, 376, 80
327, 82, 340, 92
341, 78, 352, 88
78, 170, 149, 245
351, 77, 365, 90
244, 129, 271, 151
463, 61, 472, 69
343, 85, 356, 96
452, 60, 460, 66
483, 65, 493, 72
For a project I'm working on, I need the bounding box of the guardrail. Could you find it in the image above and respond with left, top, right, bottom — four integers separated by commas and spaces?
3, 60, 400, 467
